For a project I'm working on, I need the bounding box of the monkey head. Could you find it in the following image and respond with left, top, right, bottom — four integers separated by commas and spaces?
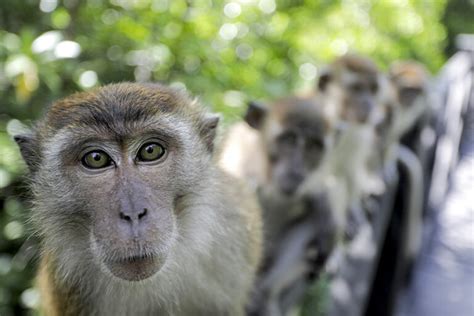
14, 83, 219, 282
389, 61, 429, 107
318, 54, 381, 124
245, 96, 331, 196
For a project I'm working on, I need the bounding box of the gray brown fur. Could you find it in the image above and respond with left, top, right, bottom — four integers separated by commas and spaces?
238, 96, 337, 314
14, 83, 262, 316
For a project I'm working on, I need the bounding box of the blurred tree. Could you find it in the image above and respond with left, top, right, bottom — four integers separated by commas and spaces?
442, 0, 474, 55
0, 0, 452, 314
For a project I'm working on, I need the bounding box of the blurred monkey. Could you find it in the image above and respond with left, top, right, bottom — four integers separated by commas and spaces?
388, 61, 432, 152
220, 95, 336, 251
221, 96, 338, 315
314, 55, 388, 232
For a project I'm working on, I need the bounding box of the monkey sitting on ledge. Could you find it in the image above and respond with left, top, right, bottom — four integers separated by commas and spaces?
221, 96, 337, 259
13, 83, 262, 316
388, 60, 432, 153
314, 54, 389, 230
220, 96, 338, 314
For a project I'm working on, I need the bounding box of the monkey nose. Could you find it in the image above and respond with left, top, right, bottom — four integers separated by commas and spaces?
119, 208, 148, 223
281, 172, 305, 195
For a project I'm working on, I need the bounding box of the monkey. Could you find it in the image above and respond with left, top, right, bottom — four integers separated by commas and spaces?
317, 54, 390, 168
220, 96, 336, 250
388, 60, 432, 153
219, 95, 338, 314
13, 82, 262, 316
370, 61, 432, 177
387, 61, 435, 215
314, 54, 389, 232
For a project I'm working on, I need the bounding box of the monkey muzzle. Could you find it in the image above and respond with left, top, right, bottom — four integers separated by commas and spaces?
91, 193, 175, 282
279, 171, 305, 196
92, 222, 173, 282
104, 252, 165, 282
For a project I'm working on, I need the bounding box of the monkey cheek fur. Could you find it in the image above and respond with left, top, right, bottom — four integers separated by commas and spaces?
104, 254, 166, 282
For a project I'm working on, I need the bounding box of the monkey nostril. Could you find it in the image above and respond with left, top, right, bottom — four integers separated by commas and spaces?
138, 208, 148, 220
119, 212, 132, 222
119, 209, 147, 222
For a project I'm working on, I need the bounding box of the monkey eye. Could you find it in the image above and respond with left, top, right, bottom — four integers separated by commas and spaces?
137, 142, 166, 162
400, 87, 421, 105
370, 82, 379, 93
349, 83, 363, 93
278, 132, 297, 146
306, 138, 324, 150
82, 151, 112, 169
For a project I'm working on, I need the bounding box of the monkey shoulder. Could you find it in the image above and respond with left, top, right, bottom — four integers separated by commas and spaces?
214, 167, 263, 264
171, 167, 263, 313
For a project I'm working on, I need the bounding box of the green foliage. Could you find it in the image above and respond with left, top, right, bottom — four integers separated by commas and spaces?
443, 0, 474, 55
300, 272, 330, 316
0, 0, 453, 314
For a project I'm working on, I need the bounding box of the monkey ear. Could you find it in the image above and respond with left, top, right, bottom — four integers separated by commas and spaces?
244, 101, 267, 130
13, 132, 41, 173
200, 113, 220, 152
317, 70, 331, 92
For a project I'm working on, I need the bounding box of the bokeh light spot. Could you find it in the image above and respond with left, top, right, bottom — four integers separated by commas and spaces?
107, 45, 123, 61
4, 221, 24, 240
3, 33, 21, 52
39, 0, 58, 13
224, 2, 242, 18
258, 0, 276, 14
79, 70, 98, 88
54, 41, 81, 58
299, 63, 318, 80
31, 31, 62, 54
51, 8, 71, 29
0, 255, 12, 275
20, 288, 40, 309
219, 23, 239, 41
236, 43, 253, 60
223, 90, 245, 108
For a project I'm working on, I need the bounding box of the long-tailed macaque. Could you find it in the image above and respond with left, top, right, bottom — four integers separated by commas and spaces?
221, 95, 336, 252
220, 96, 338, 315
388, 60, 431, 152
14, 83, 262, 316
313, 54, 387, 231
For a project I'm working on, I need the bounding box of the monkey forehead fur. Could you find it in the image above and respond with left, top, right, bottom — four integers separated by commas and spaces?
38, 82, 212, 141
332, 54, 379, 76
267, 95, 330, 134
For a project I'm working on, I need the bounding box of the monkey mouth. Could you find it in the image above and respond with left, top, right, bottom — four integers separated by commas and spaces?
280, 179, 304, 196
104, 253, 164, 282
116, 254, 154, 264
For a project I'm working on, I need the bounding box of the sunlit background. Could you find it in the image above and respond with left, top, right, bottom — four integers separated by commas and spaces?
0, 0, 473, 315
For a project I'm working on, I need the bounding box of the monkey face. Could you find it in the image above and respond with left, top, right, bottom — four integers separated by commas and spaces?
263, 102, 328, 196
340, 73, 379, 123
396, 86, 423, 107
318, 55, 381, 124
389, 61, 428, 107
80, 137, 177, 282
391, 73, 425, 107
268, 130, 325, 195
16, 83, 219, 282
